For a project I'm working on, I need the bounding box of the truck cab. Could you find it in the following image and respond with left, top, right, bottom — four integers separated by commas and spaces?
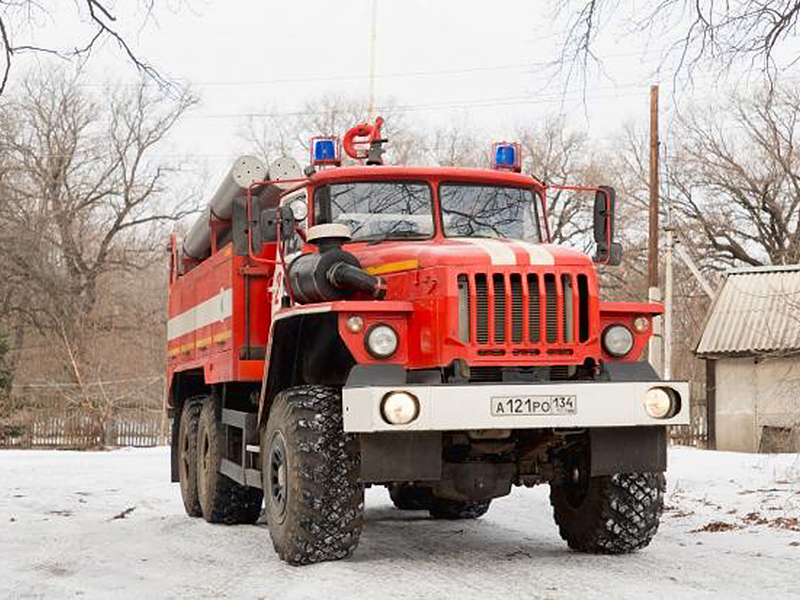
167, 120, 689, 566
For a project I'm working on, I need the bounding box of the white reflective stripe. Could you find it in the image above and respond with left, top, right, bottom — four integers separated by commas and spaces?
510, 240, 555, 265
167, 288, 232, 341
453, 238, 517, 265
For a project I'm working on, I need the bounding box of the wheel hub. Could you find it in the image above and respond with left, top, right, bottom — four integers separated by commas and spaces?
181, 431, 190, 478
198, 429, 210, 496
269, 432, 288, 517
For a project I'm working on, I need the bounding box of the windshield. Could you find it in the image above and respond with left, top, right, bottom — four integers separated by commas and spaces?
314, 181, 434, 242
440, 183, 542, 242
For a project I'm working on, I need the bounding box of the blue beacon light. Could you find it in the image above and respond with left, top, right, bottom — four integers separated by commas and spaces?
310, 137, 341, 166
491, 142, 522, 172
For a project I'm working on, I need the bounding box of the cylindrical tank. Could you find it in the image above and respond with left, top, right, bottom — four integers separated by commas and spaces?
182, 155, 303, 262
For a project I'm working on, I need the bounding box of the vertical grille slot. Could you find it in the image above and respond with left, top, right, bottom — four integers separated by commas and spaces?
475, 274, 489, 343
461, 271, 590, 349
510, 274, 523, 343
544, 274, 558, 343
578, 274, 590, 342
562, 274, 574, 343
492, 274, 506, 343
528, 274, 540, 343
457, 274, 470, 342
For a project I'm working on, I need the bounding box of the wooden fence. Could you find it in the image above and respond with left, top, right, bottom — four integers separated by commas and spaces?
2, 377, 708, 450
0, 378, 166, 449
669, 401, 708, 448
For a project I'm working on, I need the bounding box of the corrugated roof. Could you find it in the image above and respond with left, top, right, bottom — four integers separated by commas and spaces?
696, 265, 800, 357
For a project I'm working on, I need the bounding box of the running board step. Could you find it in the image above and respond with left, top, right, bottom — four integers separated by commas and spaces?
221, 458, 262, 489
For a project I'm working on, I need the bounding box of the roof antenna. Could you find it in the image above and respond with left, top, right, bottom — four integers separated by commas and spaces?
367, 0, 378, 122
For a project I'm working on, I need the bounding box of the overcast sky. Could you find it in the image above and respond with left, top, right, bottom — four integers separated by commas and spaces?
13, 0, 800, 189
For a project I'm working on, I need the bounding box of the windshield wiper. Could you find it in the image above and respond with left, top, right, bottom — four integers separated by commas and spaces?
362, 231, 429, 245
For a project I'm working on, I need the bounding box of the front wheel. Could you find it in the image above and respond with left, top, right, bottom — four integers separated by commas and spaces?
262, 385, 364, 565
550, 471, 665, 554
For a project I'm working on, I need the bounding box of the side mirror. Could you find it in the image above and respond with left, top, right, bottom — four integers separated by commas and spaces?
592, 186, 622, 266
258, 206, 295, 245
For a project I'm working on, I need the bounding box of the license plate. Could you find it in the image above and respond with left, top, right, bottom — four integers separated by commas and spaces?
490, 395, 577, 416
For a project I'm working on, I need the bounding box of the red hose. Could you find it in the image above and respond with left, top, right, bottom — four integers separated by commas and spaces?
343, 116, 384, 159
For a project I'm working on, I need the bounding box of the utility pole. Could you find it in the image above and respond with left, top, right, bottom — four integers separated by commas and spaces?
664, 225, 673, 379
664, 140, 673, 381
647, 85, 663, 376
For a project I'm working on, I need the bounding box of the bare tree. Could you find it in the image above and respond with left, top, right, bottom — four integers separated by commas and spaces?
517, 116, 598, 247
0, 68, 197, 394
428, 122, 485, 167
556, 1, 800, 84
0, 1, 184, 96
0, 334, 10, 395
665, 85, 800, 268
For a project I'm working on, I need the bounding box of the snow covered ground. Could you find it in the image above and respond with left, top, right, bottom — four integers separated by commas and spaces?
1, 447, 799, 600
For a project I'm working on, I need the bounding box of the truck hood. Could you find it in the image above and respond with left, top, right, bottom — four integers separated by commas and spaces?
344, 238, 593, 270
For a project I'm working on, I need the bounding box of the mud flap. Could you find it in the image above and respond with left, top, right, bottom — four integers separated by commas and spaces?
359, 432, 441, 483
590, 426, 667, 476
170, 414, 180, 482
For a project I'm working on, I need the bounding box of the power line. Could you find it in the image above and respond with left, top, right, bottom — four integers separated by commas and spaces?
179, 82, 719, 121
73, 46, 680, 90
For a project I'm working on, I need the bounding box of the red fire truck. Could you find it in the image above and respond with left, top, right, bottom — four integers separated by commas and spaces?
166, 118, 689, 565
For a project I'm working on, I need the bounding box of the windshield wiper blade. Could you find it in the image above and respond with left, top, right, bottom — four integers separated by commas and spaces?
363, 232, 429, 245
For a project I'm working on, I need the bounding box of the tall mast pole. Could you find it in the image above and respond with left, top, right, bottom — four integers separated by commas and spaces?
367, 0, 378, 122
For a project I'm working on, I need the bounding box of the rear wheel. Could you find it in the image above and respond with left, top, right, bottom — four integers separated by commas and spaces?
178, 399, 203, 517
196, 398, 263, 524
388, 485, 432, 511
550, 469, 665, 554
262, 385, 363, 565
428, 497, 491, 520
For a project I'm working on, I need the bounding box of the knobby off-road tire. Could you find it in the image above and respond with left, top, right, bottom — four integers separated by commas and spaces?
178, 398, 203, 517
550, 471, 665, 554
428, 497, 491, 520
262, 385, 364, 566
197, 399, 263, 525
388, 485, 432, 511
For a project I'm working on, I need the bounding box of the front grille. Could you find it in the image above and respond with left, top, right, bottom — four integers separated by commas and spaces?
458, 271, 591, 348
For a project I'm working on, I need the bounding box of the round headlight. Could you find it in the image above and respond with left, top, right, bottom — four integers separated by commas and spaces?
366, 324, 399, 359
602, 325, 634, 357
644, 387, 678, 419
381, 391, 419, 425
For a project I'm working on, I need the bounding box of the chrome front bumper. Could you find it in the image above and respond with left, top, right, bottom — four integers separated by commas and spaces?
342, 380, 690, 433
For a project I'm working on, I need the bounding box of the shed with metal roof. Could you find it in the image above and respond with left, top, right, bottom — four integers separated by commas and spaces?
695, 265, 800, 453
